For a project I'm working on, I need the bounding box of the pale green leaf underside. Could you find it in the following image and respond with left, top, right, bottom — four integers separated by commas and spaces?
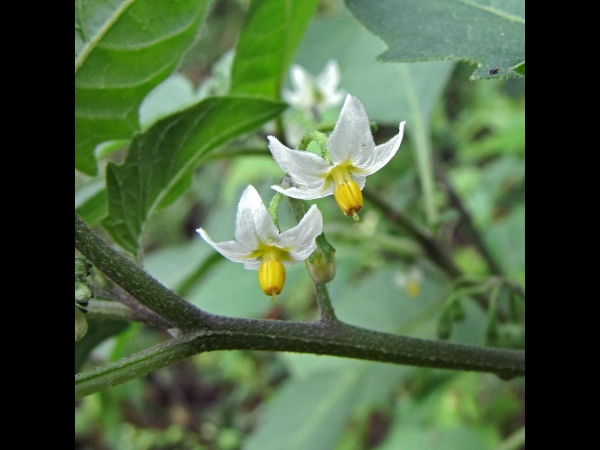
75, 0, 210, 175
230, 0, 319, 99
345, 0, 524, 80
101, 96, 287, 254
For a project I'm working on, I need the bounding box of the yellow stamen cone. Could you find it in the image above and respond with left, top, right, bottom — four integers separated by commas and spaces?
258, 248, 286, 297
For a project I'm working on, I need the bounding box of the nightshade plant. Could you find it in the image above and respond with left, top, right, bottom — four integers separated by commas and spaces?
197, 185, 323, 299
270, 94, 405, 220
75, 0, 524, 447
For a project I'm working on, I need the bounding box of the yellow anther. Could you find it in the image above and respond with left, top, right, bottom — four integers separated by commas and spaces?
406, 281, 420, 297
258, 248, 286, 297
330, 166, 363, 217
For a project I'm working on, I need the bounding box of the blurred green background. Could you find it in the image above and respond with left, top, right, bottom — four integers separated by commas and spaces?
75, 0, 524, 448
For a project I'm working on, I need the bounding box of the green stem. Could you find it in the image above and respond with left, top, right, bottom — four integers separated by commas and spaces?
76, 316, 525, 399
362, 190, 507, 321
268, 191, 284, 231
85, 299, 135, 322
75, 214, 211, 332
75, 213, 524, 395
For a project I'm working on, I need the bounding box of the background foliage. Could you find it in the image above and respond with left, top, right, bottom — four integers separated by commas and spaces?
75, 0, 524, 448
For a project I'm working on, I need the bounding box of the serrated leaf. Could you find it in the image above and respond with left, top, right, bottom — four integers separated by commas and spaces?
512, 61, 525, 75
101, 96, 287, 254
75, 0, 211, 175
230, 0, 319, 99
345, 0, 524, 80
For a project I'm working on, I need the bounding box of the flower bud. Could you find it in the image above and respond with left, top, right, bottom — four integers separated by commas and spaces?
75, 281, 92, 305
75, 307, 88, 341
305, 248, 336, 283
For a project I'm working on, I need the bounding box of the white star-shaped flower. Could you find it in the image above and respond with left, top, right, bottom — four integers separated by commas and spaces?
283, 60, 346, 115
196, 185, 323, 299
268, 94, 406, 219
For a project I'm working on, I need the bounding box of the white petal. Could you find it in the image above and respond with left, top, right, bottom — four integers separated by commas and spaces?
268, 136, 331, 186
326, 94, 375, 166
272, 183, 333, 200
236, 185, 279, 245
277, 205, 323, 262
356, 121, 405, 176
287, 65, 313, 108
197, 228, 254, 264
316, 60, 341, 94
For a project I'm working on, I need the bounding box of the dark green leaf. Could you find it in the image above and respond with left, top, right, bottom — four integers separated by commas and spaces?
76, 188, 107, 227
230, 0, 319, 99
75, 318, 129, 374
345, 0, 524, 80
101, 96, 287, 254
75, 0, 211, 175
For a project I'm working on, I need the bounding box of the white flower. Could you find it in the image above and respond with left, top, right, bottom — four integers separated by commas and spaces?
196, 185, 323, 299
394, 266, 424, 298
283, 60, 345, 114
268, 94, 406, 219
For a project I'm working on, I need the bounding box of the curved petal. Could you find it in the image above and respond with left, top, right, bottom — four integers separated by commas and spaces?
286, 65, 313, 108
327, 95, 375, 166
268, 136, 332, 185
316, 60, 341, 95
236, 185, 279, 246
355, 122, 406, 176
197, 228, 254, 264
243, 260, 262, 270
272, 183, 333, 200
277, 205, 323, 262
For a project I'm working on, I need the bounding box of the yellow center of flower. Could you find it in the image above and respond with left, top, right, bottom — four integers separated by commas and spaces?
258, 247, 286, 300
329, 165, 363, 220
405, 281, 420, 298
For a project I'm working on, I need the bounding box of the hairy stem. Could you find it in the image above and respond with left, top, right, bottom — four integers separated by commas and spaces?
75, 213, 524, 394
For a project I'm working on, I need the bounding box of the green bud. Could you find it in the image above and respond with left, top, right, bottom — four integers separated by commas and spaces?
75, 280, 93, 304
75, 257, 92, 280
437, 312, 453, 340
305, 248, 336, 283
75, 307, 88, 341
306, 234, 336, 283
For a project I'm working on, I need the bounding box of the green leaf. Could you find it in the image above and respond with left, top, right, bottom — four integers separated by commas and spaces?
101, 96, 287, 254
230, 0, 319, 99
75, 0, 211, 175
345, 0, 524, 80
247, 359, 410, 450
245, 368, 363, 450
75, 318, 129, 374
512, 61, 525, 76
76, 187, 107, 227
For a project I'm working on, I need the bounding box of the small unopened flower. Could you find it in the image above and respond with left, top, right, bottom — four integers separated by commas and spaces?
283, 60, 345, 115
196, 185, 323, 300
394, 266, 424, 297
268, 94, 405, 219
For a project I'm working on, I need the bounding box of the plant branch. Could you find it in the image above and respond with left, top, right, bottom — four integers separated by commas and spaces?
434, 158, 505, 276
361, 189, 507, 319
75, 213, 524, 389
362, 188, 461, 278
75, 214, 211, 332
